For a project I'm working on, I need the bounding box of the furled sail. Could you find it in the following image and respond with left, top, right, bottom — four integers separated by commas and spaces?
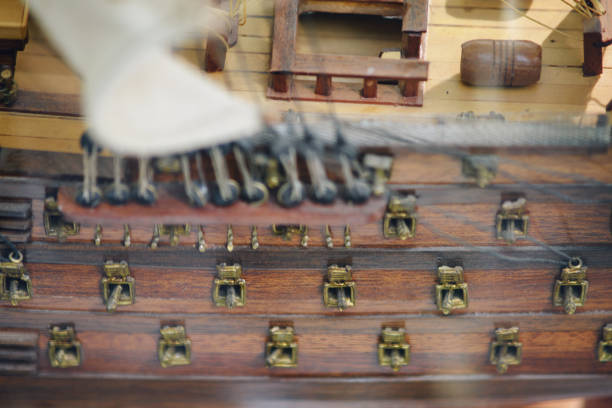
27, 0, 262, 156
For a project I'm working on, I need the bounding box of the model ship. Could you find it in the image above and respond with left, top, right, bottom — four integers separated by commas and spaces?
0, 0, 611, 406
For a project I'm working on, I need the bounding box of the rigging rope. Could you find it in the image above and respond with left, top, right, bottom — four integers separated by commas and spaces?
0, 232, 21, 262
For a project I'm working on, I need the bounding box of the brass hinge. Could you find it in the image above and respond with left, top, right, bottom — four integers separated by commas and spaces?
213, 263, 246, 309
0, 252, 31, 306
435, 266, 468, 315
489, 327, 522, 374
266, 326, 298, 368
101, 261, 135, 312
158, 325, 192, 368
378, 327, 410, 371
383, 193, 417, 240
553, 257, 588, 315
43, 197, 80, 240
496, 196, 529, 243
598, 324, 612, 363
48, 324, 82, 368
323, 265, 356, 310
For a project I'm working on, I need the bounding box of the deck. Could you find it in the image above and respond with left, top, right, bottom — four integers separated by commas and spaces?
0, 0, 611, 154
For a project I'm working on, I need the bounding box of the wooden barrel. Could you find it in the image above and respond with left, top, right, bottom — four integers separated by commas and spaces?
460, 39, 542, 87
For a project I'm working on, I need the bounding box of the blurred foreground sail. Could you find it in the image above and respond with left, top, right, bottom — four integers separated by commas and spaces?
27, 0, 262, 156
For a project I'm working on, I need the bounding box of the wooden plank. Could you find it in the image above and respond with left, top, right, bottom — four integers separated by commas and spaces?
0, 218, 32, 230
269, 0, 298, 72
1, 376, 611, 408
402, 0, 429, 33
56, 186, 387, 227
292, 53, 428, 79
37, 197, 612, 247
21, 244, 612, 271
0, 201, 31, 219
300, 0, 404, 16
0, 0, 28, 40
267, 76, 424, 106
0, 329, 39, 348
8, 262, 612, 315
0, 310, 610, 376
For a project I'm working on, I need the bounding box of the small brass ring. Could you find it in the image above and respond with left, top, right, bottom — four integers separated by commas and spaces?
8, 250, 23, 264
569, 257, 583, 268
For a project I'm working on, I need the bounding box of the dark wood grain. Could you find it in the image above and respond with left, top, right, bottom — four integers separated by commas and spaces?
0, 90, 81, 117
583, 0, 611, 77
0, 328, 38, 375
4, 149, 612, 186
269, 0, 298, 73
0, 310, 610, 377
0, 376, 610, 408
56, 187, 387, 227
21, 243, 612, 271
36, 196, 612, 247
4, 261, 612, 316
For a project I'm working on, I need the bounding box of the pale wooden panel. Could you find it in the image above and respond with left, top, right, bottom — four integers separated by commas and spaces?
2, 0, 612, 155
0, 0, 28, 40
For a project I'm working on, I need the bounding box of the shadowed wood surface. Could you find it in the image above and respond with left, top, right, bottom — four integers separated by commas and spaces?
0, 377, 610, 408
30, 197, 612, 248
0, 0, 611, 153
2, 261, 611, 315
0, 310, 610, 377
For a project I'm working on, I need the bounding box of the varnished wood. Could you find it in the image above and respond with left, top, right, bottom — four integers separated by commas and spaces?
5, 261, 612, 316
56, 186, 387, 227
267, 0, 429, 105
42, 197, 612, 248
1, 1, 612, 404
0, 310, 611, 376
21, 244, 612, 271
0, 377, 610, 408
583, 0, 611, 76
461, 40, 542, 87
0, 328, 38, 375
291, 53, 428, 80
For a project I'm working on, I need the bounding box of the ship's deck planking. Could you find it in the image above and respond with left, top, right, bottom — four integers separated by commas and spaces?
1, 0, 612, 153
0, 1, 611, 407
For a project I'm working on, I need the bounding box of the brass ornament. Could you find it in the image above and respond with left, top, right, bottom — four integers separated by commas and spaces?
158, 325, 192, 368
496, 196, 529, 243
0, 251, 32, 306
101, 261, 135, 312
383, 193, 416, 240
323, 265, 356, 310
48, 324, 82, 368
213, 263, 246, 309
378, 327, 410, 371
435, 266, 468, 315
43, 197, 80, 240
553, 257, 588, 315
489, 327, 522, 374
597, 324, 612, 363
266, 326, 298, 368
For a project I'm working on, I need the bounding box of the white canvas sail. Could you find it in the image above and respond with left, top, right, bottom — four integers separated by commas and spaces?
27, 0, 262, 156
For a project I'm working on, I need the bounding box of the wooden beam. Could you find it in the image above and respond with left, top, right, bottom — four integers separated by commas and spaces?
583, 0, 612, 76
292, 53, 428, 80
